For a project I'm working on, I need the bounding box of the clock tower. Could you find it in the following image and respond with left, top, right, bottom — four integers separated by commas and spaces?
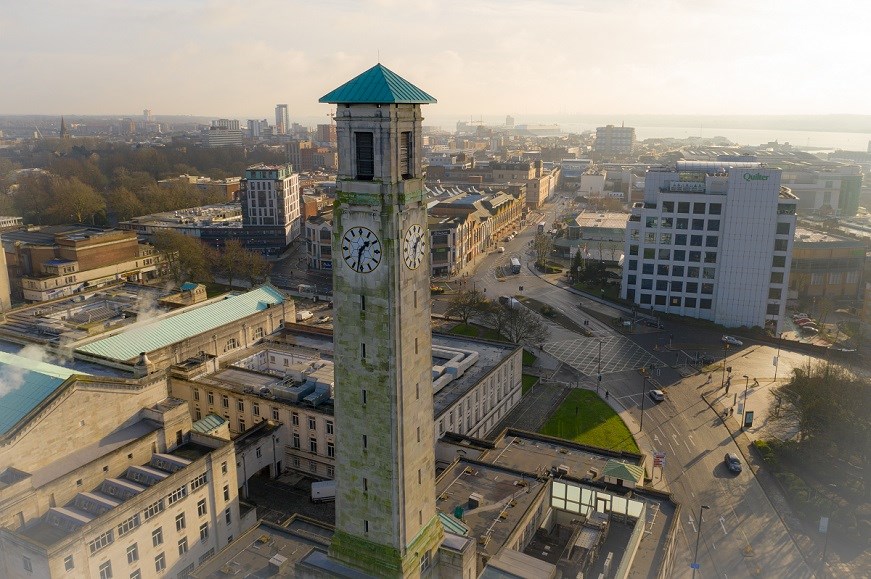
320, 65, 443, 577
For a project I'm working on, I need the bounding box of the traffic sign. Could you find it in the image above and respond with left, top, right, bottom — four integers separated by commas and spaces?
690, 563, 700, 570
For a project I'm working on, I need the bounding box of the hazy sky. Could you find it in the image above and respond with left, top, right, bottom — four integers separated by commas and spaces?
2, 0, 869, 119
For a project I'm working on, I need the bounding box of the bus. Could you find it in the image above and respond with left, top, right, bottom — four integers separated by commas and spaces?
510, 257, 521, 274
538, 221, 546, 234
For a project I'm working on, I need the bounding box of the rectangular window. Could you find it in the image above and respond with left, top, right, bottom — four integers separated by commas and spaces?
661, 217, 673, 228
190, 472, 207, 491
309, 438, 318, 454
361, 343, 366, 358
308, 417, 316, 430
99, 561, 112, 579
272, 407, 279, 420
176, 513, 186, 532
642, 263, 654, 274
362, 434, 368, 449
193, 389, 199, 401
291, 413, 299, 426
641, 278, 653, 290
118, 514, 141, 537
200, 522, 209, 541
326, 421, 334, 435
89, 530, 114, 554
672, 265, 684, 277
645, 217, 657, 228
400, 131, 412, 178
292, 433, 300, 448
685, 297, 697, 308
364, 520, 370, 533
693, 202, 706, 214
225, 508, 232, 525
709, 203, 722, 215
689, 251, 701, 263
767, 303, 780, 315
223, 485, 229, 502
705, 236, 718, 248
237, 399, 244, 412
700, 298, 712, 309
702, 267, 715, 279
704, 252, 717, 264
253, 403, 260, 416
707, 219, 720, 231
64, 556, 74, 571
676, 218, 688, 230
776, 222, 790, 235
774, 238, 788, 251
658, 249, 670, 261
701, 283, 714, 294
256, 447, 262, 458
154, 552, 166, 574
673, 249, 686, 261
628, 259, 637, 271
670, 280, 683, 292
207, 392, 214, 405
144, 500, 164, 520
675, 234, 687, 246
178, 537, 188, 556
355, 132, 375, 180
238, 419, 245, 432
152, 527, 163, 547
662, 201, 674, 212
327, 442, 335, 458
768, 288, 782, 300
167, 485, 187, 505
692, 218, 705, 231
23, 556, 32, 573
685, 282, 698, 293
640, 293, 652, 304
644, 232, 656, 244
222, 395, 228, 408
127, 543, 139, 564
687, 267, 700, 278
660, 233, 672, 244
643, 248, 655, 259
690, 234, 703, 246
655, 294, 667, 305
130, 571, 141, 579
221, 461, 228, 475
656, 280, 668, 291
772, 255, 786, 267
197, 499, 207, 517
770, 272, 784, 283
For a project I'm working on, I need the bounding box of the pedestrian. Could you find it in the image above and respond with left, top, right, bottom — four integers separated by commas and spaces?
605, 390, 610, 399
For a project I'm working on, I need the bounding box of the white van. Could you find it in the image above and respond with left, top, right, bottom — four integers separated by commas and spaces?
497, 246, 505, 253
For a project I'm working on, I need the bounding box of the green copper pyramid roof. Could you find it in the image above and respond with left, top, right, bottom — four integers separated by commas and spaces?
319, 64, 436, 105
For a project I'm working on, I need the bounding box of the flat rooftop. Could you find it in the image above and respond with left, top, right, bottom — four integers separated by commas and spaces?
75, 286, 285, 363
121, 203, 242, 228
436, 459, 547, 561
574, 211, 630, 230
794, 227, 864, 246
191, 518, 332, 578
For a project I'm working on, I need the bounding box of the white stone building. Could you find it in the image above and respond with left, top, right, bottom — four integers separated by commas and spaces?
620, 161, 798, 333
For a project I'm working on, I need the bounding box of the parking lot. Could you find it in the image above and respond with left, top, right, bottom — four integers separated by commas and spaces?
544, 335, 665, 377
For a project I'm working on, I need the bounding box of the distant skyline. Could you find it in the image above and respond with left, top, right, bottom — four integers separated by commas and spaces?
2, 1, 869, 119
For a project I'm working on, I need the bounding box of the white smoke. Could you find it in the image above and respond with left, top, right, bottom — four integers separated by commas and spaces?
0, 344, 57, 397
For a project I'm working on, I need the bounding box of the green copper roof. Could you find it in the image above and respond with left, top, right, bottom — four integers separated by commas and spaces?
77, 286, 285, 362
192, 413, 227, 434
602, 460, 645, 483
319, 64, 436, 104
438, 510, 470, 536
0, 351, 85, 434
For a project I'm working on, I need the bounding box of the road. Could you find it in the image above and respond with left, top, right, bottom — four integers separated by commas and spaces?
449, 193, 814, 578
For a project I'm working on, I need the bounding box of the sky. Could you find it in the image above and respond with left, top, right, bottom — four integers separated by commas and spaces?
2, 0, 870, 120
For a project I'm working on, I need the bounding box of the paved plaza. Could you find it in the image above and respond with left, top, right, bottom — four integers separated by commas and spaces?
544, 335, 665, 377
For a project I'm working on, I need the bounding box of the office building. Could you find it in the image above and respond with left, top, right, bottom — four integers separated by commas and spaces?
275, 105, 289, 135
205, 120, 242, 148
621, 161, 798, 333
594, 124, 636, 157
789, 228, 865, 301
240, 164, 301, 253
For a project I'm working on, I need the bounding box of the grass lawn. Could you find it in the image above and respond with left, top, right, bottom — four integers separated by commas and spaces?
449, 323, 504, 341
521, 374, 539, 395
539, 390, 640, 454
522, 350, 537, 366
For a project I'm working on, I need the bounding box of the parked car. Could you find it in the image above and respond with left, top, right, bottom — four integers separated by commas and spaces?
792, 312, 810, 320
793, 318, 813, 325
800, 326, 819, 334
315, 315, 332, 324
724, 453, 743, 473
648, 389, 665, 402
721, 335, 743, 346
497, 246, 506, 253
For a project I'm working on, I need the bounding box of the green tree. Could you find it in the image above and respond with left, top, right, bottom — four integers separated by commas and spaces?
570, 248, 583, 283
13, 173, 55, 224
105, 186, 145, 223
241, 249, 271, 287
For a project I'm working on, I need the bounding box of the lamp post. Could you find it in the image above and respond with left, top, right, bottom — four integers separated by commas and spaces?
743, 374, 750, 420
597, 340, 603, 393
691, 504, 710, 579
640, 374, 648, 432
820, 484, 838, 578
774, 332, 781, 381
721, 343, 730, 390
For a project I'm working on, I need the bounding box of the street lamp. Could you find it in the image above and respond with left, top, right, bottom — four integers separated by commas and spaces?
691, 504, 710, 579
596, 340, 603, 393
774, 332, 782, 381
721, 343, 730, 390
640, 374, 648, 432
742, 374, 750, 424
820, 484, 838, 578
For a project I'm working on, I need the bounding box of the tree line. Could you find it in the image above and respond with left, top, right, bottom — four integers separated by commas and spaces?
445, 289, 549, 346
0, 138, 288, 225
153, 230, 271, 289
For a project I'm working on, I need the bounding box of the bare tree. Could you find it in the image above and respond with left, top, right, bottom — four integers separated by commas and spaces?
445, 289, 488, 324
532, 233, 553, 269
488, 303, 549, 345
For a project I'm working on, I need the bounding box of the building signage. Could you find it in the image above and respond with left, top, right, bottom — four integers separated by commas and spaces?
743, 172, 769, 181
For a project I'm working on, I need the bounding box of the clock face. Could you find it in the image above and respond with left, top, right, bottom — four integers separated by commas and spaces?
403, 224, 426, 270
342, 226, 382, 273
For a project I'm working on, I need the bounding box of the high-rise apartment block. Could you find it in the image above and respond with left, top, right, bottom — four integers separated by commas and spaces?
594, 124, 636, 156
206, 119, 242, 148
621, 161, 797, 333
275, 104, 289, 135
240, 164, 301, 254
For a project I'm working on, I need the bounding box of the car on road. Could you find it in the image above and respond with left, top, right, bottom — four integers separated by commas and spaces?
793, 318, 813, 325
648, 389, 665, 402
792, 312, 809, 320
724, 453, 743, 473
721, 335, 743, 346
315, 315, 332, 324
800, 325, 819, 334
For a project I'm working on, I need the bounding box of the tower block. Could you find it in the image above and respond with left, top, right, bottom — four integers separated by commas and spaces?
320, 65, 443, 577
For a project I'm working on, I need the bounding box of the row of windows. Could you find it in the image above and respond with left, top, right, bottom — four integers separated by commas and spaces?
659, 201, 722, 214
645, 217, 720, 231
633, 292, 713, 309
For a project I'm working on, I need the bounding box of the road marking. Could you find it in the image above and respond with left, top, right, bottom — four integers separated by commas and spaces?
688, 515, 697, 533
719, 516, 728, 536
